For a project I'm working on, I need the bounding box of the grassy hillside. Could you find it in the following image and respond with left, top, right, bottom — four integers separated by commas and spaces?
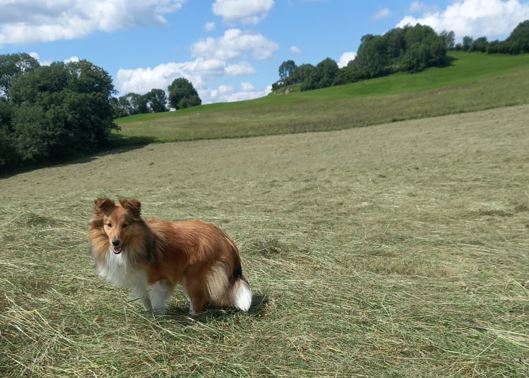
1, 105, 529, 376
114, 52, 529, 145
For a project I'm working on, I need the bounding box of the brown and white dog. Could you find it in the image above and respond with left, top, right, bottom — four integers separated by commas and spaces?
89, 198, 251, 314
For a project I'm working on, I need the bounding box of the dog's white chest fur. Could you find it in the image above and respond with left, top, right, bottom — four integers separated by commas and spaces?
96, 250, 147, 290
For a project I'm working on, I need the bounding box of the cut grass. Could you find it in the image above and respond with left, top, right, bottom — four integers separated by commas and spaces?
1, 105, 529, 376
114, 52, 529, 145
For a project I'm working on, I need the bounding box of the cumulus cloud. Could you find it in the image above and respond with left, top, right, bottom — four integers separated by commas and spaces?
115, 58, 258, 101
203, 82, 271, 103
224, 62, 256, 76
28, 52, 80, 66
191, 29, 278, 60
290, 45, 301, 54
373, 8, 391, 20
28, 52, 52, 66
338, 51, 356, 68
397, 0, 529, 39
117, 25, 276, 104
118, 61, 269, 103
0, 0, 185, 45
28, 52, 40, 61
212, 0, 274, 24
64, 56, 80, 63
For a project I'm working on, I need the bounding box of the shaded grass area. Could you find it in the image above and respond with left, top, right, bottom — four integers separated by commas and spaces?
1, 105, 529, 375
115, 52, 529, 145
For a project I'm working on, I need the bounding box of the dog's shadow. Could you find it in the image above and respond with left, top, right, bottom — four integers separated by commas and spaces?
162, 293, 269, 324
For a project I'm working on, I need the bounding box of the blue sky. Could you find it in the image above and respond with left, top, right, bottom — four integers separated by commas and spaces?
1, 0, 528, 103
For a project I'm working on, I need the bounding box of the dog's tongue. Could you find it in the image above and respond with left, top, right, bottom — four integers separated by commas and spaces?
113, 246, 122, 254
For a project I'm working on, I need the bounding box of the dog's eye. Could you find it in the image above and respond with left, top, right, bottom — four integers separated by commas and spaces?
106, 223, 112, 228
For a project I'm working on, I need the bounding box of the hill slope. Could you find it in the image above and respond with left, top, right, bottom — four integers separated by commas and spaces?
115, 52, 529, 145
2, 105, 529, 375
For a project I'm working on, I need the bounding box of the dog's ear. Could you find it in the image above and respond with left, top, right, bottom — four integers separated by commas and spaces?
119, 198, 141, 218
94, 198, 115, 215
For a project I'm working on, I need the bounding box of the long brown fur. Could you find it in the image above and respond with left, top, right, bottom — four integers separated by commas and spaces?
89, 198, 250, 314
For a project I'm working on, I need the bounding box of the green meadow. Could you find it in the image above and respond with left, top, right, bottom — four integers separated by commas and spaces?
1, 52, 529, 376
115, 52, 529, 144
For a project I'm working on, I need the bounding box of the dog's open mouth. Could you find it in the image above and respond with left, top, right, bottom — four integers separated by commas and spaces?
113, 246, 123, 254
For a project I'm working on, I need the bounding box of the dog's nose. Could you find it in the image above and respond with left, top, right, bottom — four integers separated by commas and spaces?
112, 239, 120, 247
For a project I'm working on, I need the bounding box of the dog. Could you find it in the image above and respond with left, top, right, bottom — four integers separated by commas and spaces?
88, 198, 251, 315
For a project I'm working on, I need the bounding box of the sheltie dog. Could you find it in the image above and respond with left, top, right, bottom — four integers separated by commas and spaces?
88, 198, 252, 315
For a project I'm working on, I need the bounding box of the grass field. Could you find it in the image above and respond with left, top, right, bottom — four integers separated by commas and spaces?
114, 52, 529, 145
1, 104, 529, 376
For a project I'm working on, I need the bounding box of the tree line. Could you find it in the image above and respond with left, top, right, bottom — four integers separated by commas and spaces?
112, 78, 201, 117
454, 20, 529, 54
273, 20, 529, 92
0, 53, 202, 172
273, 24, 450, 92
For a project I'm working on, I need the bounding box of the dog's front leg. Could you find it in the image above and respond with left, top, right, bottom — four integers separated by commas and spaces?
149, 281, 173, 314
130, 286, 152, 311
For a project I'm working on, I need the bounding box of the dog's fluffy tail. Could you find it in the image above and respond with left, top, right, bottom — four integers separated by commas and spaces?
205, 263, 252, 312
231, 278, 252, 312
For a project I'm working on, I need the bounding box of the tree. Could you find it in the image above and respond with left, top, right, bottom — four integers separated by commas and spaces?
401, 28, 447, 72
302, 58, 339, 90
462, 36, 474, 51
11, 104, 54, 162
334, 61, 363, 85
130, 93, 149, 114
279, 60, 297, 82
168, 78, 201, 110
145, 88, 168, 113
384, 28, 406, 65
177, 95, 201, 109
9, 60, 116, 162
440, 31, 455, 49
354, 34, 389, 77
0, 99, 17, 168
116, 93, 139, 115
110, 97, 128, 118
470, 37, 488, 52
506, 20, 529, 53
486, 40, 502, 54
0, 53, 39, 99
291, 64, 315, 84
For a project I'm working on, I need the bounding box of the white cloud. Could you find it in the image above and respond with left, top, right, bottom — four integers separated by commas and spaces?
338, 51, 356, 68
397, 0, 529, 39
225, 62, 256, 76
64, 56, 80, 63
117, 24, 276, 105
26, 53, 90, 68
116, 58, 271, 104
205, 21, 216, 32
203, 82, 270, 103
191, 29, 278, 60
116, 58, 255, 95
212, 0, 274, 24
241, 82, 255, 91
28, 52, 40, 61
373, 8, 391, 20
0, 0, 185, 45
290, 45, 301, 54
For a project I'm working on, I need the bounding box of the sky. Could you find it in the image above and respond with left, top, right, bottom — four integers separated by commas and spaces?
1, 0, 529, 104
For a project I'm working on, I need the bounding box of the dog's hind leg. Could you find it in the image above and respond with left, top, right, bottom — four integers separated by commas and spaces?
184, 278, 208, 315
149, 280, 173, 314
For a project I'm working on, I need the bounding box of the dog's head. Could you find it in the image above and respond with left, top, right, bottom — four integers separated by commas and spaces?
93, 198, 142, 255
